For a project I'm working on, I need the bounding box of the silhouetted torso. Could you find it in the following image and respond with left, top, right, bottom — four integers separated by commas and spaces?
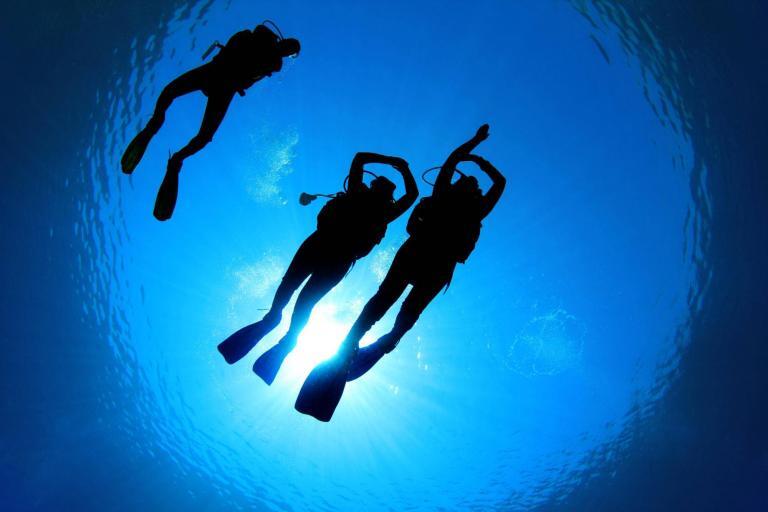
406, 190, 483, 264
121, 24, 300, 221
205, 26, 283, 94
316, 187, 394, 261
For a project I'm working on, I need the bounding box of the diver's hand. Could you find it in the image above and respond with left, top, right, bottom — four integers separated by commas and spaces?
390, 157, 410, 173
463, 153, 487, 165
475, 124, 490, 141
464, 153, 504, 186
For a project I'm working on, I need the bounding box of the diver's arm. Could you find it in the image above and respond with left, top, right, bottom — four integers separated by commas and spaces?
465, 154, 506, 219
349, 152, 401, 192
348, 152, 373, 191
388, 159, 419, 221
435, 124, 490, 195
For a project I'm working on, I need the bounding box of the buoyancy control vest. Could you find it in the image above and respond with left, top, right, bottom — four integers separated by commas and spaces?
211, 25, 282, 93
316, 188, 391, 260
406, 194, 482, 263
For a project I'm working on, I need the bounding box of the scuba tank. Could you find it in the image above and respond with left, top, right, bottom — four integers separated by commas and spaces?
410, 165, 483, 263
301, 170, 391, 258
410, 165, 469, 237
200, 19, 286, 61
300, 169, 377, 231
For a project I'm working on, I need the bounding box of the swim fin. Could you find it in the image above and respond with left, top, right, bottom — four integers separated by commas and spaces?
295, 355, 351, 422
153, 157, 182, 221
253, 335, 296, 385
218, 315, 280, 365
121, 129, 153, 175
346, 344, 387, 382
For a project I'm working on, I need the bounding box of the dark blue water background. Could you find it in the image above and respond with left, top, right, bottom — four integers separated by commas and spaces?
1, 1, 767, 510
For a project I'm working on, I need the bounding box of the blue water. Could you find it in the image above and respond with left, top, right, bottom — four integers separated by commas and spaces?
2, 1, 767, 510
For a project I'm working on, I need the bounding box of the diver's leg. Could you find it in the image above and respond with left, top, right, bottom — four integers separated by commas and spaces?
294, 251, 416, 421
217, 235, 316, 364
121, 65, 209, 174
266, 235, 320, 318
253, 262, 351, 384
382, 279, 444, 351
286, 263, 350, 340
170, 90, 235, 164
294, 265, 406, 422
346, 277, 444, 381
341, 261, 410, 354
148, 67, 210, 134
154, 90, 236, 220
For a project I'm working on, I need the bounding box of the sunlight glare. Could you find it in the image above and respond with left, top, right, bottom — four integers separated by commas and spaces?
281, 302, 350, 379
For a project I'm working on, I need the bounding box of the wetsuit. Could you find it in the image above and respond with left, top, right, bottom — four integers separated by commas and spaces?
343, 192, 484, 360
217, 152, 418, 370
341, 136, 505, 381
144, 26, 283, 163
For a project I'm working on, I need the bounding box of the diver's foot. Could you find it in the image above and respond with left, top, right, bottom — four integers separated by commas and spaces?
253, 336, 297, 385
346, 344, 386, 381
217, 314, 281, 364
153, 157, 182, 221
295, 356, 350, 422
121, 128, 153, 175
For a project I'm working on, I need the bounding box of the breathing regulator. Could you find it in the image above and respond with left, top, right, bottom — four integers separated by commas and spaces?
300, 162, 482, 205
420, 166, 469, 186
298, 170, 380, 206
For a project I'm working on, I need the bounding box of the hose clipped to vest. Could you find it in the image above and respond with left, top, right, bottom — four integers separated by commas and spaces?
263, 19, 301, 59
262, 19, 285, 40
421, 166, 468, 186
299, 192, 338, 206
201, 19, 283, 61
299, 170, 380, 206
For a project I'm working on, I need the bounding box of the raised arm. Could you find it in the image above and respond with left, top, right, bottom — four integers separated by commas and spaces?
348, 152, 393, 191
387, 158, 419, 221
464, 154, 506, 219
435, 124, 490, 195
348, 151, 408, 192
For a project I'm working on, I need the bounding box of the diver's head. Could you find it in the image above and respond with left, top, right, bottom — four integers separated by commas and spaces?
453, 174, 482, 200
277, 38, 301, 58
370, 176, 396, 202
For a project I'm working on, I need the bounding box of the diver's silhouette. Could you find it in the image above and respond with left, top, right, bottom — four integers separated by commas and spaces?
295, 124, 506, 421
218, 152, 418, 384
121, 23, 300, 221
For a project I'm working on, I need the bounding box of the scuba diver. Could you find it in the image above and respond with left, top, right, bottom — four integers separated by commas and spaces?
295, 124, 506, 421
217, 152, 418, 385
120, 22, 301, 221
